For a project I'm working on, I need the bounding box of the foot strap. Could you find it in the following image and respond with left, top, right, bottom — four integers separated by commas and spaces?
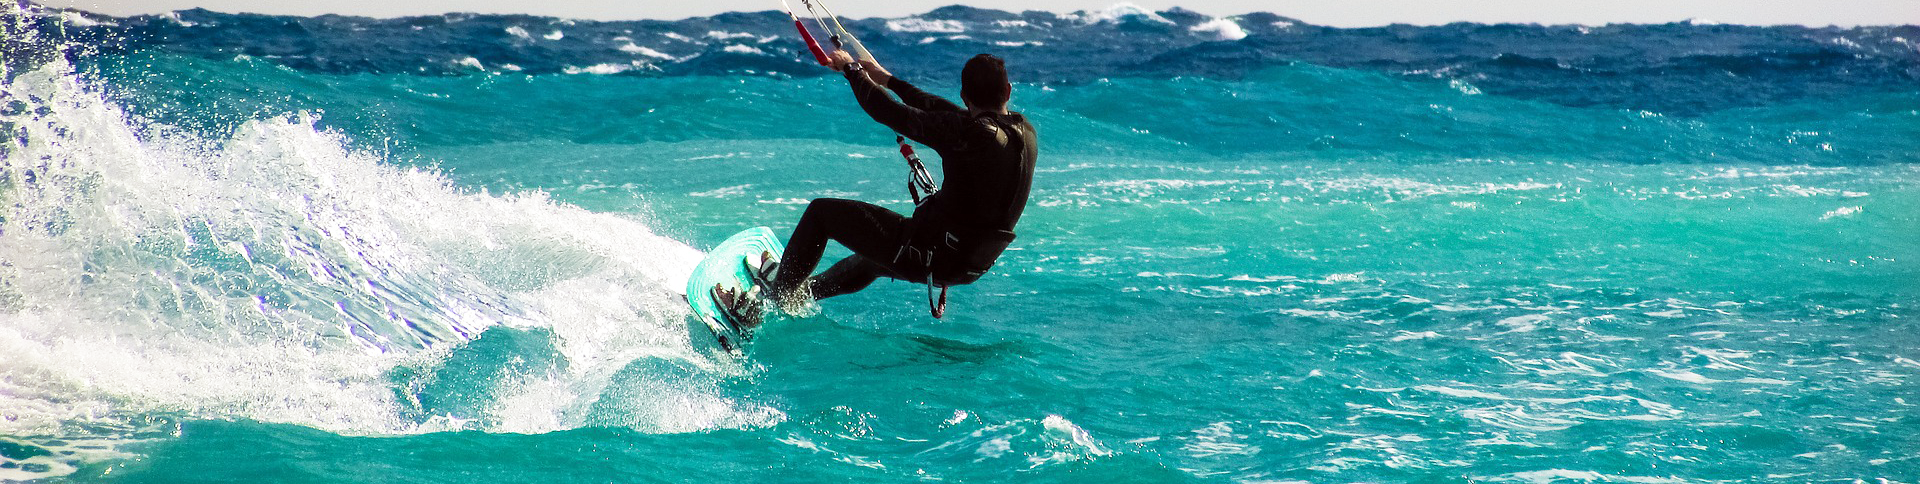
711, 284, 762, 334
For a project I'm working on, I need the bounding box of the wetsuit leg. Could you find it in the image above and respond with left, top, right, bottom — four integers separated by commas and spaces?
808, 255, 891, 299
774, 198, 921, 301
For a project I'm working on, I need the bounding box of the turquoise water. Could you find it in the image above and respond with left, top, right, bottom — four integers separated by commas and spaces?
2, 51, 1918, 482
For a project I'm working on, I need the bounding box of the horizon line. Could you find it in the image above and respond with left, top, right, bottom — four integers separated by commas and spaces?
28, 1, 1920, 29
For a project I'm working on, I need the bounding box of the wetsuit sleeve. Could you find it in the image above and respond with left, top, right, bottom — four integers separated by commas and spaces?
846, 70, 979, 153
886, 77, 962, 112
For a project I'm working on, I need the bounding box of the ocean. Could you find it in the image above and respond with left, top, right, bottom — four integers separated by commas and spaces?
2, 2, 1918, 482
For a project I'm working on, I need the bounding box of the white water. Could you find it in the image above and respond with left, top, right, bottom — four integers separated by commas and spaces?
0, 61, 772, 471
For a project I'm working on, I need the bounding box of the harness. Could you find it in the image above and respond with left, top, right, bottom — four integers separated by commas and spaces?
891, 115, 1024, 318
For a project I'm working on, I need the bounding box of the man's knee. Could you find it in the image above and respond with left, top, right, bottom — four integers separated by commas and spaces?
807, 198, 860, 210
800, 198, 854, 222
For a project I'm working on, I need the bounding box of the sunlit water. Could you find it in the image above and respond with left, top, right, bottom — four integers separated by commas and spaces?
2, 45, 1916, 482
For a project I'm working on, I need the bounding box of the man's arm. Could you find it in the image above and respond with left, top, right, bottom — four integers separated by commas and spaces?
848, 59, 962, 113
886, 77, 963, 113
844, 68, 975, 152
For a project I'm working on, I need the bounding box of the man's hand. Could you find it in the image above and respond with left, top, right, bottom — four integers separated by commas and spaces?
827, 50, 857, 72
857, 59, 892, 86
827, 50, 892, 85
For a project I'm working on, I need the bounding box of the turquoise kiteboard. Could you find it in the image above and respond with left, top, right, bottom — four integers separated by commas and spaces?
685, 226, 785, 354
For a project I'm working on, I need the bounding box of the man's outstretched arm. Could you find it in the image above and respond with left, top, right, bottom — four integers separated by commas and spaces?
841, 61, 973, 152
887, 77, 963, 113
845, 58, 962, 113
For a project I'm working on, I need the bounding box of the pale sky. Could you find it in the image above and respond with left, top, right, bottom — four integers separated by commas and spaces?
34, 0, 1920, 27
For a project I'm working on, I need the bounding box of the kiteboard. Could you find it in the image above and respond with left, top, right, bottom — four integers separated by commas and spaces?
684, 226, 785, 354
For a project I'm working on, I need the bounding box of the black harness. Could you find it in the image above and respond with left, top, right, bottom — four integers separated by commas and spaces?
891, 114, 1026, 318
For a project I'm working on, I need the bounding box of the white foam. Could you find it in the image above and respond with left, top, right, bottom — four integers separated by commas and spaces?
1505, 470, 1603, 482
1321, 272, 1363, 283
705, 30, 757, 40
1416, 385, 1510, 400
919, 35, 974, 44
978, 434, 1014, 458
1391, 331, 1442, 341
1496, 314, 1550, 332
1061, 3, 1174, 25
1189, 18, 1247, 41
60, 11, 116, 27
1037, 415, 1112, 461
887, 18, 967, 33
0, 60, 757, 459
1182, 421, 1257, 458
1650, 370, 1716, 384
564, 61, 650, 74
691, 184, 752, 198
1450, 79, 1484, 95
159, 11, 198, 27
622, 42, 683, 59
1283, 176, 1554, 200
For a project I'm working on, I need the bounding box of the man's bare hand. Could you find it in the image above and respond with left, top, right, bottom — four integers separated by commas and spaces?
858, 60, 892, 85
827, 50, 857, 71
827, 51, 892, 85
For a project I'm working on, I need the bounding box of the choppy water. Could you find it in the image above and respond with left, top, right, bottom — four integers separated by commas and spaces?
4, 20, 1919, 483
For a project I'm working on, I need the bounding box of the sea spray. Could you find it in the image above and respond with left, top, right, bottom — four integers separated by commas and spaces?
0, 56, 785, 479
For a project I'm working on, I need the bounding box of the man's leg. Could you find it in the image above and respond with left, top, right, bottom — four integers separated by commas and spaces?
809, 255, 906, 300
773, 198, 911, 301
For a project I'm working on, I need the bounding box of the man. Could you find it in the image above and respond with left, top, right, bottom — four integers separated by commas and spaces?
718, 51, 1037, 323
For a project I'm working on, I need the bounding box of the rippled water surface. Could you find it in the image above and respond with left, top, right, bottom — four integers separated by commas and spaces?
2, 46, 1916, 482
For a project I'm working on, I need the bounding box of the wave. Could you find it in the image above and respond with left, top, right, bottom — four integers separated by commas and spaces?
46, 49, 1916, 167
10, 2, 1919, 115
0, 48, 773, 479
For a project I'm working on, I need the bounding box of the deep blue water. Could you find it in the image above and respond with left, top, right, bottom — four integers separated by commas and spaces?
3, 3, 1920, 483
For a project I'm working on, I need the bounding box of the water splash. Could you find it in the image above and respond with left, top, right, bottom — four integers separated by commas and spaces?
0, 53, 769, 478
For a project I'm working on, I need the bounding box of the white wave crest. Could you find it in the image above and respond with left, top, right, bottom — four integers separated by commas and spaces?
888, 18, 967, 33
619, 42, 677, 60
1061, 3, 1174, 25
1189, 18, 1247, 41
564, 61, 652, 74
0, 60, 764, 476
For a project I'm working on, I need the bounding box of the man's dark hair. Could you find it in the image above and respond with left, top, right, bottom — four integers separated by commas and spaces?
960, 54, 1010, 109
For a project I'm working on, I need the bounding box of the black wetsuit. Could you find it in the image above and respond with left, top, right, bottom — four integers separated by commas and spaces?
773, 69, 1038, 300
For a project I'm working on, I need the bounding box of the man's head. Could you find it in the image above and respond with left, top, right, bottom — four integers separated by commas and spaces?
960, 54, 1011, 111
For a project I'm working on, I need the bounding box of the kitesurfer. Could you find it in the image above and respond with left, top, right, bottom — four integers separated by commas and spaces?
721, 51, 1037, 319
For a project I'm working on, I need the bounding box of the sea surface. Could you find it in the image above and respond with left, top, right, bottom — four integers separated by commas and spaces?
3, 3, 1919, 482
